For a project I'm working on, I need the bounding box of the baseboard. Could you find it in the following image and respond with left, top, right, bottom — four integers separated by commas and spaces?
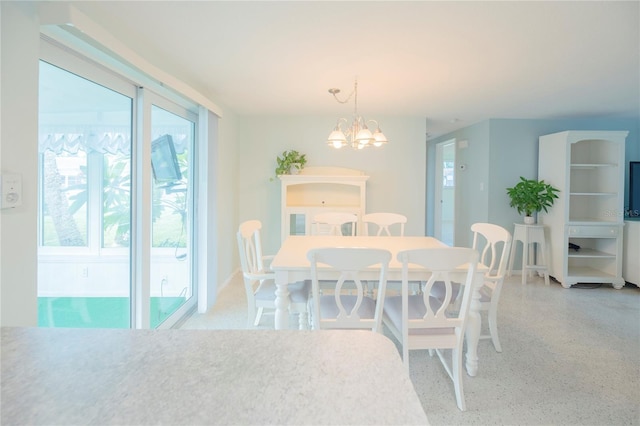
218, 268, 242, 294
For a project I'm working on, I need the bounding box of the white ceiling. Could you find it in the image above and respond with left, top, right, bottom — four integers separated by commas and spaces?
70, 1, 639, 138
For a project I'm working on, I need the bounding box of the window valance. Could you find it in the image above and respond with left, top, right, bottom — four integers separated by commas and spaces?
39, 126, 190, 155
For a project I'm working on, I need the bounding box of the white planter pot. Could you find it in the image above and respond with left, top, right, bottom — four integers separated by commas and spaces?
524, 215, 535, 225
289, 163, 301, 175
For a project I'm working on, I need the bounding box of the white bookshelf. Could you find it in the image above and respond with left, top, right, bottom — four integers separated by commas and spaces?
538, 130, 628, 289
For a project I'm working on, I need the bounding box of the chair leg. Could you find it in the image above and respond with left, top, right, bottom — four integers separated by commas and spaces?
488, 305, 502, 352
247, 304, 257, 329
452, 347, 466, 411
253, 307, 264, 327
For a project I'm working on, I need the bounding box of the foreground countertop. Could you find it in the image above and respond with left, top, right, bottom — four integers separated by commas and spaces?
1, 327, 428, 425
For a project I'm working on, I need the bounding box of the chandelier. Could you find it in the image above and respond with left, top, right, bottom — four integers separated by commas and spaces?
326, 78, 388, 150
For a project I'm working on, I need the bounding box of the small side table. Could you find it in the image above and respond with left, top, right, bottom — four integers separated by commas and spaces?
507, 223, 550, 285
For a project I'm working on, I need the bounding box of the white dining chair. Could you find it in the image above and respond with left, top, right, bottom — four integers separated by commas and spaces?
236, 220, 310, 329
362, 212, 410, 295
469, 223, 512, 352
307, 247, 391, 332
383, 247, 479, 411
312, 212, 358, 236
362, 212, 407, 236
430, 222, 512, 352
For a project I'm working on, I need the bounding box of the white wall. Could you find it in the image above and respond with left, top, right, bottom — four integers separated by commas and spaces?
426, 120, 491, 247
1, 1, 40, 326
237, 116, 426, 254
0, 1, 241, 325
428, 116, 640, 269
211, 106, 240, 296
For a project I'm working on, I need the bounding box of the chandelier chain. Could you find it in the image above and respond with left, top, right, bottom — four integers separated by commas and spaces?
330, 86, 355, 105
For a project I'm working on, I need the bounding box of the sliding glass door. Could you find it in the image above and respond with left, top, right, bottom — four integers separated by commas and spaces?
149, 103, 196, 327
38, 60, 134, 328
38, 40, 198, 328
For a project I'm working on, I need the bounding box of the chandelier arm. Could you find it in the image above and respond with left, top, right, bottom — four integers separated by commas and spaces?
327, 77, 388, 150
366, 119, 379, 129
335, 117, 349, 129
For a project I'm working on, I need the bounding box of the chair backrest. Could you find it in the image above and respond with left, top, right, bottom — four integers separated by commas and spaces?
363, 212, 407, 236
312, 212, 358, 236
470, 223, 512, 281
307, 247, 391, 331
397, 247, 478, 336
236, 220, 269, 277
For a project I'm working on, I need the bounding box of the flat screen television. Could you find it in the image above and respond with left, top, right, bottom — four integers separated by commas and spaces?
630, 161, 640, 217
151, 134, 182, 184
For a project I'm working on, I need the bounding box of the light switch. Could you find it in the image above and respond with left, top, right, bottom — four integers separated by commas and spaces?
1, 173, 22, 209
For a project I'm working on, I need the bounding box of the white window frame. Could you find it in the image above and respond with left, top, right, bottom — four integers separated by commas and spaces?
38, 38, 200, 328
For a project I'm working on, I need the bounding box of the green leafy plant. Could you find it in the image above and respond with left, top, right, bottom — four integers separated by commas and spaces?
275, 150, 307, 177
506, 176, 560, 217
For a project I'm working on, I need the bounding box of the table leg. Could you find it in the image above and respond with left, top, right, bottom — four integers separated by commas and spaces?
274, 270, 290, 330
465, 275, 482, 377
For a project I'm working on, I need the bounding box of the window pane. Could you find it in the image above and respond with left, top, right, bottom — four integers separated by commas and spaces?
41, 150, 88, 246
103, 153, 131, 248
150, 105, 194, 328
38, 60, 133, 328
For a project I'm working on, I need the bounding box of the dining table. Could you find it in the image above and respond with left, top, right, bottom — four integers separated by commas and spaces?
270, 235, 486, 377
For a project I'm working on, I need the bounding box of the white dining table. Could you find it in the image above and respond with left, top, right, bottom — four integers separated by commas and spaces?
270, 235, 486, 377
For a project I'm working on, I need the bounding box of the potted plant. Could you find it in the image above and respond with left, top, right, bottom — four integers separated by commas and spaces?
506, 176, 560, 224
275, 150, 307, 177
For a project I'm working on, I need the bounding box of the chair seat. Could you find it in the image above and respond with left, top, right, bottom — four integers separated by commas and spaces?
255, 280, 310, 303
316, 294, 377, 320
384, 295, 455, 336
430, 281, 492, 303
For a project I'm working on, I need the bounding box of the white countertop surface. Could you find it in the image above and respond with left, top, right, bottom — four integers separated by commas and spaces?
1, 327, 429, 425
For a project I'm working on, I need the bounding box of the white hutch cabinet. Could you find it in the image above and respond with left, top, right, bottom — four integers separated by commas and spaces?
538, 130, 628, 289
623, 219, 639, 286
279, 167, 369, 242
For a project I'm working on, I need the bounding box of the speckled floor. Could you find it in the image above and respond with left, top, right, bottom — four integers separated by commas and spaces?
182, 275, 640, 425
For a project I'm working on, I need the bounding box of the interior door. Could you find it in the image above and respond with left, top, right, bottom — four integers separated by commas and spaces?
434, 140, 455, 245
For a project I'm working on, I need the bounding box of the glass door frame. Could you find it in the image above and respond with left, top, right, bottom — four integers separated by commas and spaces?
135, 90, 198, 329
39, 38, 198, 329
